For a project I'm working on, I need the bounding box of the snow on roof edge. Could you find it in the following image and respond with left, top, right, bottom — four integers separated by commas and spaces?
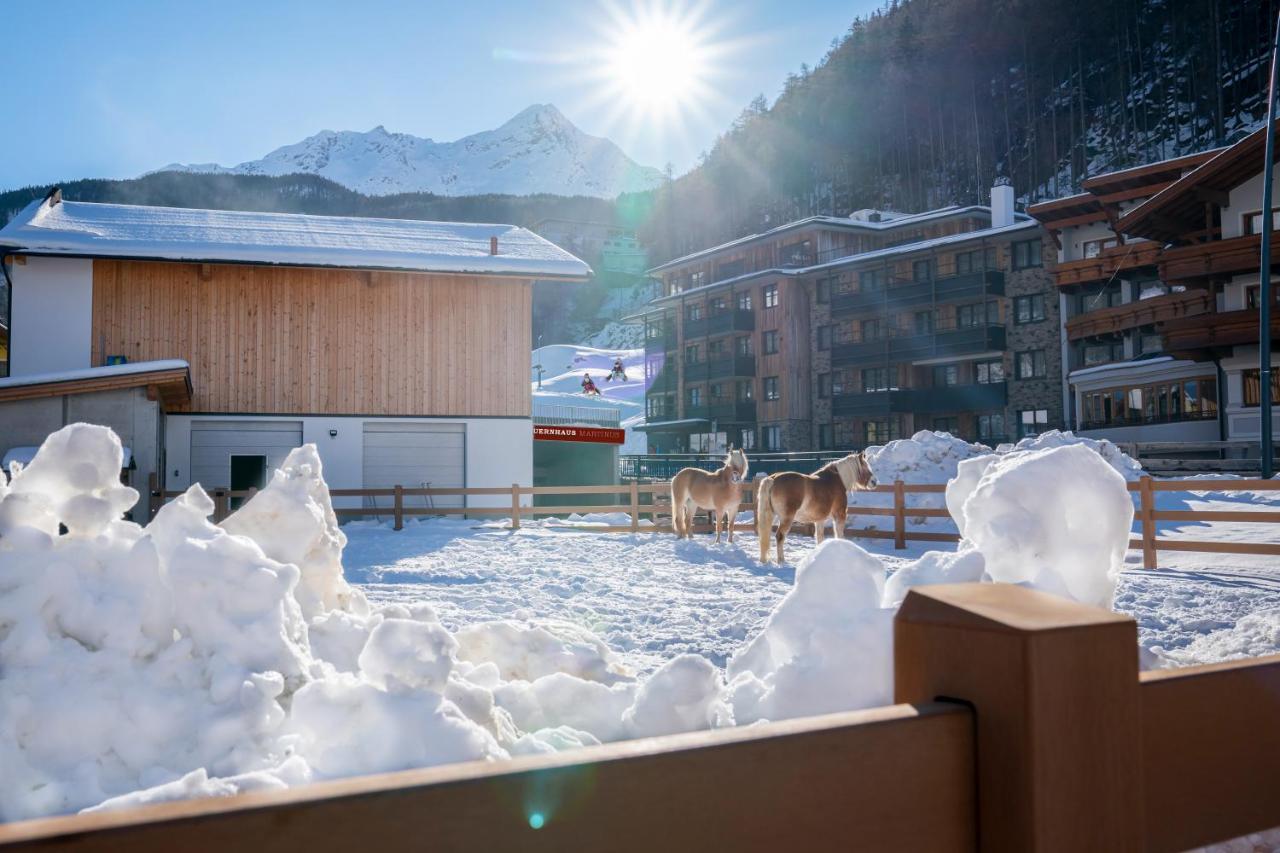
0, 359, 190, 390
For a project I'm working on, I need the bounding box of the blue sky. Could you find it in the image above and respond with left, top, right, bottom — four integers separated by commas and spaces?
2, 0, 883, 190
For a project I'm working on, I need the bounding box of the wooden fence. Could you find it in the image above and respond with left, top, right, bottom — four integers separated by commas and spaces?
150, 475, 1280, 565
1, 584, 1277, 852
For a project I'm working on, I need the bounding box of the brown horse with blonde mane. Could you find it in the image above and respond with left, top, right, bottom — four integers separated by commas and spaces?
755, 453, 878, 563
670, 448, 749, 543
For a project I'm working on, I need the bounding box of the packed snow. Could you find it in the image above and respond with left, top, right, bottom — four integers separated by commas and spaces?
2, 424, 1278, 823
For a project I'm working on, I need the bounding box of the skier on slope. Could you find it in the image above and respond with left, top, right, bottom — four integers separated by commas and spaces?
608, 358, 627, 382
581, 373, 601, 396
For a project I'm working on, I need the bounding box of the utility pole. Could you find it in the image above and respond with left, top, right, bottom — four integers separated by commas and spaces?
1260, 11, 1280, 478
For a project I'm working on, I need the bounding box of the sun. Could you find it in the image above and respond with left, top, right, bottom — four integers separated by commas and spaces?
598, 3, 716, 119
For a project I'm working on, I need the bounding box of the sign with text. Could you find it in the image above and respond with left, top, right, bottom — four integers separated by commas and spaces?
534, 425, 625, 445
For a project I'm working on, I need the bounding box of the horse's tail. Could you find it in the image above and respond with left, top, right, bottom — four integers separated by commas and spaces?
670, 475, 683, 537
756, 476, 774, 561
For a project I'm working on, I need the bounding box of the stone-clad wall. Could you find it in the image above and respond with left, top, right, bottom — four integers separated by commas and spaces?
1005, 245, 1066, 435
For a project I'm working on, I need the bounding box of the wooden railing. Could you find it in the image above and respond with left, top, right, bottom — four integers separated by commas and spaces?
3, 584, 1278, 851
1129, 476, 1280, 570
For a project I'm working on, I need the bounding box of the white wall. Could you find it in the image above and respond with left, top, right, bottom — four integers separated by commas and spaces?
164, 414, 533, 509
1221, 169, 1274, 240
9, 257, 93, 376
1219, 347, 1280, 441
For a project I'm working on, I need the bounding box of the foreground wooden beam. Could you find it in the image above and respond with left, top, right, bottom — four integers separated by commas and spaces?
0, 703, 975, 853
895, 584, 1144, 852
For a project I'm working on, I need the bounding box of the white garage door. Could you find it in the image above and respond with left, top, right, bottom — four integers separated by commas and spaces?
190, 421, 303, 489
362, 422, 466, 508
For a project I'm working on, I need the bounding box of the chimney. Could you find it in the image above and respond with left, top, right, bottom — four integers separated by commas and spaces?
991, 178, 1015, 228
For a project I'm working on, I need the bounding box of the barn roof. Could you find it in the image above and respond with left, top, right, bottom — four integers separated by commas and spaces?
0, 193, 592, 280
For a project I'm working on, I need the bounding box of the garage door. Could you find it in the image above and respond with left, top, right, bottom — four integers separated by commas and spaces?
362, 422, 466, 508
190, 421, 303, 489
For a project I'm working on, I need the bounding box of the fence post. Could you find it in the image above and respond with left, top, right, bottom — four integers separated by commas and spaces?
895, 583, 1143, 852
147, 471, 160, 521
629, 480, 640, 533
213, 489, 229, 523
1139, 475, 1157, 570
511, 483, 521, 531
394, 485, 404, 531
893, 480, 906, 550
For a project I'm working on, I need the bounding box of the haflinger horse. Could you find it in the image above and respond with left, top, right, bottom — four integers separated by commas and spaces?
670, 448, 749, 543
755, 453, 878, 563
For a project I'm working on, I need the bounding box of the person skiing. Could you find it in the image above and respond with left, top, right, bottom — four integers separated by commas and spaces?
607, 358, 627, 382
581, 373, 600, 396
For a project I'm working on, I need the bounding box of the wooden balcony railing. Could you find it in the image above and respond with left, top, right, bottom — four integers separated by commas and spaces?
1160, 231, 1280, 282
1065, 289, 1214, 341
1053, 241, 1163, 287
1159, 307, 1280, 353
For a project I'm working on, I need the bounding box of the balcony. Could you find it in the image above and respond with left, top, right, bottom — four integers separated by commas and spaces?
708, 400, 758, 422
831, 324, 1006, 367
707, 355, 756, 379
646, 369, 678, 392
645, 323, 676, 352
831, 270, 1004, 315
1054, 241, 1163, 287
1159, 232, 1280, 283
683, 404, 710, 421
1158, 308, 1280, 354
684, 309, 755, 338
1065, 290, 1214, 341
831, 382, 1007, 417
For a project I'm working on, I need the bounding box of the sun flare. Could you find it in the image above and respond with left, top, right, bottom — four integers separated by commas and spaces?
599, 3, 716, 119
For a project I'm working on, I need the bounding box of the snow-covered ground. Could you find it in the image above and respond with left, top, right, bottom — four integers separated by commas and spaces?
4, 424, 1279, 824
532, 343, 646, 453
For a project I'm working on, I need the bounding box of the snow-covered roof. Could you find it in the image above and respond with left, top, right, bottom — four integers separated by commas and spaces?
0, 359, 189, 390
646, 219, 1041, 307
0, 195, 592, 280
647, 205, 1029, 274
3, 445, 132, 469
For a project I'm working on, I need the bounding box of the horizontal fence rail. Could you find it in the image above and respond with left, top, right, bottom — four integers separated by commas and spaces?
4, 585, 1278, 851
149, 475, 1280, 565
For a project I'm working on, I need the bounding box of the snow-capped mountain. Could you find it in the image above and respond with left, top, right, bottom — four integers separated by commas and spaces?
154, 105, 664, 199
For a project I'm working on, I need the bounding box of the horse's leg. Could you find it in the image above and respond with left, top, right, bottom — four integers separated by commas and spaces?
713, 505, 722, 543
776, 513, 795, 564
833, 507, 848, 539
726, 502, 739, 543
814, 519, 825, 545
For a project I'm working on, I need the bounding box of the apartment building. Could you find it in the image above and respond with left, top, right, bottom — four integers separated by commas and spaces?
637, 183, 1064, 453
1029, 125, 1279, 444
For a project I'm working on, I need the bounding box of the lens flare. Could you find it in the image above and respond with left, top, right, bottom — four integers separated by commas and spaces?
528, 812, 546, 830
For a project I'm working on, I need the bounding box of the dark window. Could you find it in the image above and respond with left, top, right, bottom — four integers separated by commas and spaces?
913, 259, 933, 282
687, 386, 702, 407
977, 412, 1005, 442
932, 364, 959, 387
709, 296, 727, 313
1012, 239, 1043, 270
956, 302, 998, 328
762, 330, 779, 354
686, 303, 703, 322
710, 382, 728, 401
861, 318, 883, 341
976, 359, 1005, 384
862, 367, 892, 392
737, 291, 753, 311
763, 284, 779, 308
1080, 339, 1124, 367
716, 259, 746, 280
913, 311, 934, 334
859, 269, 885, 293
864, 419, 897, 445
684, 344, 701, 364
932, 417, 959, 434
818, 423, 833, 450
735, 336, 754, 357
764, 376, 780, 401
689, 270, 705, 288
956, 247, 998, 274
1014, 294, 1046, 324
762, 425, 782, 451
816, 278, 831, 303
737, 379, 755, 401
817, 325, 832, 351
818, 373, 832, 398
707, 339, 727, 358
1016, 350, 1047, 379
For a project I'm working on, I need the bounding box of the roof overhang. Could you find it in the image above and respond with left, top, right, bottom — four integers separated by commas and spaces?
0, 363, 192, 409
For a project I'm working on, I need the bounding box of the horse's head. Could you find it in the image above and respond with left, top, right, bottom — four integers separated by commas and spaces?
836, 452, 877, 491
725, 447, 749, 479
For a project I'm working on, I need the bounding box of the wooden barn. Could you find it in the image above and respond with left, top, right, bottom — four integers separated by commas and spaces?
0, 190, 590, 515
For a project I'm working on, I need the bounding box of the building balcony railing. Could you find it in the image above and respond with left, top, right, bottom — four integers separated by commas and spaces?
830, 323, 1007, 367
707, 355, 756, 379
683, 309, 755, 338
1054, 241, 1163, 287
1158, 308, 1280, 354
1159, 232, 1280, 283
830, 270, 1005, 315
683, 404, 710, 420
1065, 290, 1214, 341
708, 400, 758, 422
831, 382, 1007, 417
645, 324, 677, 351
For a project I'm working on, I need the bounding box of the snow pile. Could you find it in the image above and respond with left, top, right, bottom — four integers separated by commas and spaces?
882, 546, 986, 608
1160, 609, 1280, 666
863, 430, 991, 485
726, 540, 895, 723
948, 444, 1134, 609
1011, 429, 1144, 481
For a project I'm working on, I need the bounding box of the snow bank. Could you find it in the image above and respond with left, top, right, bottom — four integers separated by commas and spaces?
951, 444, 1134, 609
882, 546, 986, 608
726, 540, 894, 723
863, 430, 990, 486
1011, 429, 1144, 481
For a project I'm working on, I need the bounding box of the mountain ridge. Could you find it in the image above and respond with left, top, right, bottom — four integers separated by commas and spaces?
153, 104, 665, 200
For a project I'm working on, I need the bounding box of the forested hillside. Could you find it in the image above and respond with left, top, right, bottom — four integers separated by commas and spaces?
635, 0, 1277, 263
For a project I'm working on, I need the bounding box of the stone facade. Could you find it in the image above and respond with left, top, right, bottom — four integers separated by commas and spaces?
1005, 245, 1067, 438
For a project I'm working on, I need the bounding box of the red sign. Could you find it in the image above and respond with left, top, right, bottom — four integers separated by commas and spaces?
534, 425, 625, 445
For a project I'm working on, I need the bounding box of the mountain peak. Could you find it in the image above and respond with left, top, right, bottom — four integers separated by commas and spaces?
153, 106, 664, 199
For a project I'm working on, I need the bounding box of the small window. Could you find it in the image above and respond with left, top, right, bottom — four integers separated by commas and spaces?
764, 376, 780, 401
816, 278, 831, 304
1244, 209, 1280, 236
735, 336, 754, 357
763, 284, 779, 308
1016, 350, 1047, 380
1017, 409, 1049, 438
818, 423, 833, 450
932, 364, 959, 387
737, 291, 753, 311
913, 259, 933, 282
687, 386, 702, 407
913, 311, 934, 334
707, 339, 727, 358
763, 330, 779, 355
977, 412, 1005, 441
817, 325, 832, 351
689, 270, 706, 288
862, 367, 892, 392
1014, 294, 1046, 324
685, 344, 701, 364
710, 296, 727, 313
686, 303, 703, 322
762, 425, 782, 451
737, 379, 755, 401
860, 319, 882, 342
975, 359, 1005, 384
818, 373, 832, 399
863, 419, 896, 445
1012, 239, 1043, 270
859, 269, 885, 293
932, 417, 959, 435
